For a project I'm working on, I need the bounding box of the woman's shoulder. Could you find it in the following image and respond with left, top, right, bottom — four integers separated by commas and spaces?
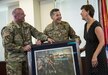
93, 21, 101, 28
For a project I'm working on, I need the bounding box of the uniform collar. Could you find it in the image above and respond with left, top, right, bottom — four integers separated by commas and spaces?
52, 21, 63, 27
12, 21, 27, 28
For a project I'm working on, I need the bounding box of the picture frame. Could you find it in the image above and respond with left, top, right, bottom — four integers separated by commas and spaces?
28, 41, 82, 75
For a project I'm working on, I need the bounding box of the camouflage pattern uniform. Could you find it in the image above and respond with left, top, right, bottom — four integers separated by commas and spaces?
1, 21, 48, 75
44, 21, 81, 42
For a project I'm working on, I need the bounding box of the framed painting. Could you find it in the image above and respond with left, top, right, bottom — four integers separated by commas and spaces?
28, 41, 82, 75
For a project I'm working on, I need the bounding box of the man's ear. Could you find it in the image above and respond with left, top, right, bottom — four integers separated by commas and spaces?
51, 16, 53, 19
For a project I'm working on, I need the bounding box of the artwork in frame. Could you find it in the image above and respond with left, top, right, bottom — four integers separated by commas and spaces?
28, 41, 82, 75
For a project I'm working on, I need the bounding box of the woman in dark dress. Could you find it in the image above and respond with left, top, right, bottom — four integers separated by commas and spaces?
80, 4, 108, 75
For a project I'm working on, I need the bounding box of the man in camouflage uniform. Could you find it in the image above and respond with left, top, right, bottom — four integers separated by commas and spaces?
44, 8, 81, 43
1, 8, 54, 75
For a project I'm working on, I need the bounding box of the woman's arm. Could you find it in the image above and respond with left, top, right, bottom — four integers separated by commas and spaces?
92, 26, 105, 67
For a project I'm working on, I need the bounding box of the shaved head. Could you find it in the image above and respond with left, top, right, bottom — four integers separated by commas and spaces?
12, 8, 23, 16
12, 8, 25, 23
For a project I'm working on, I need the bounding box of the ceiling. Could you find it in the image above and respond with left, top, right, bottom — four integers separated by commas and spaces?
0, 0, 18, 6
0, 0, 51, 7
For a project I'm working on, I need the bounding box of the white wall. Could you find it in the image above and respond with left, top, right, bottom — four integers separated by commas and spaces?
33, 0, 41, 31
0, 7, 8, 61
40, 0, 55, 31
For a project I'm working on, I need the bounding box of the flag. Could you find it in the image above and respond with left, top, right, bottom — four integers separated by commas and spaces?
98, 0, 108, 62
98, 0, 108, 44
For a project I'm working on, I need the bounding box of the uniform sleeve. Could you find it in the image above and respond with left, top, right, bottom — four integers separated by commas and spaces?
43, 27, 47, 35
68, 24, 81, 43
30, 25, 48, 41
1, 26, 24, 52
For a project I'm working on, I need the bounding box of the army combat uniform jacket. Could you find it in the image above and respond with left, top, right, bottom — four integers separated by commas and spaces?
44, 21, 81, 42
1, 21, 48, 62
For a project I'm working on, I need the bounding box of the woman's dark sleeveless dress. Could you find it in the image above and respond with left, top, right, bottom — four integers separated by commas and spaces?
84, 21, 108, 75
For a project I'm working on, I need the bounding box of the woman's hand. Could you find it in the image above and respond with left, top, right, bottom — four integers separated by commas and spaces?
91, 55, 98, 67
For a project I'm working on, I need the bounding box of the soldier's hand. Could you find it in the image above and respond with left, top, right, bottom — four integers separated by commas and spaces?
75, 38, 81, 45
48, 38, 55, 44
36, 40, 42, 45
23, 45, 31, 51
